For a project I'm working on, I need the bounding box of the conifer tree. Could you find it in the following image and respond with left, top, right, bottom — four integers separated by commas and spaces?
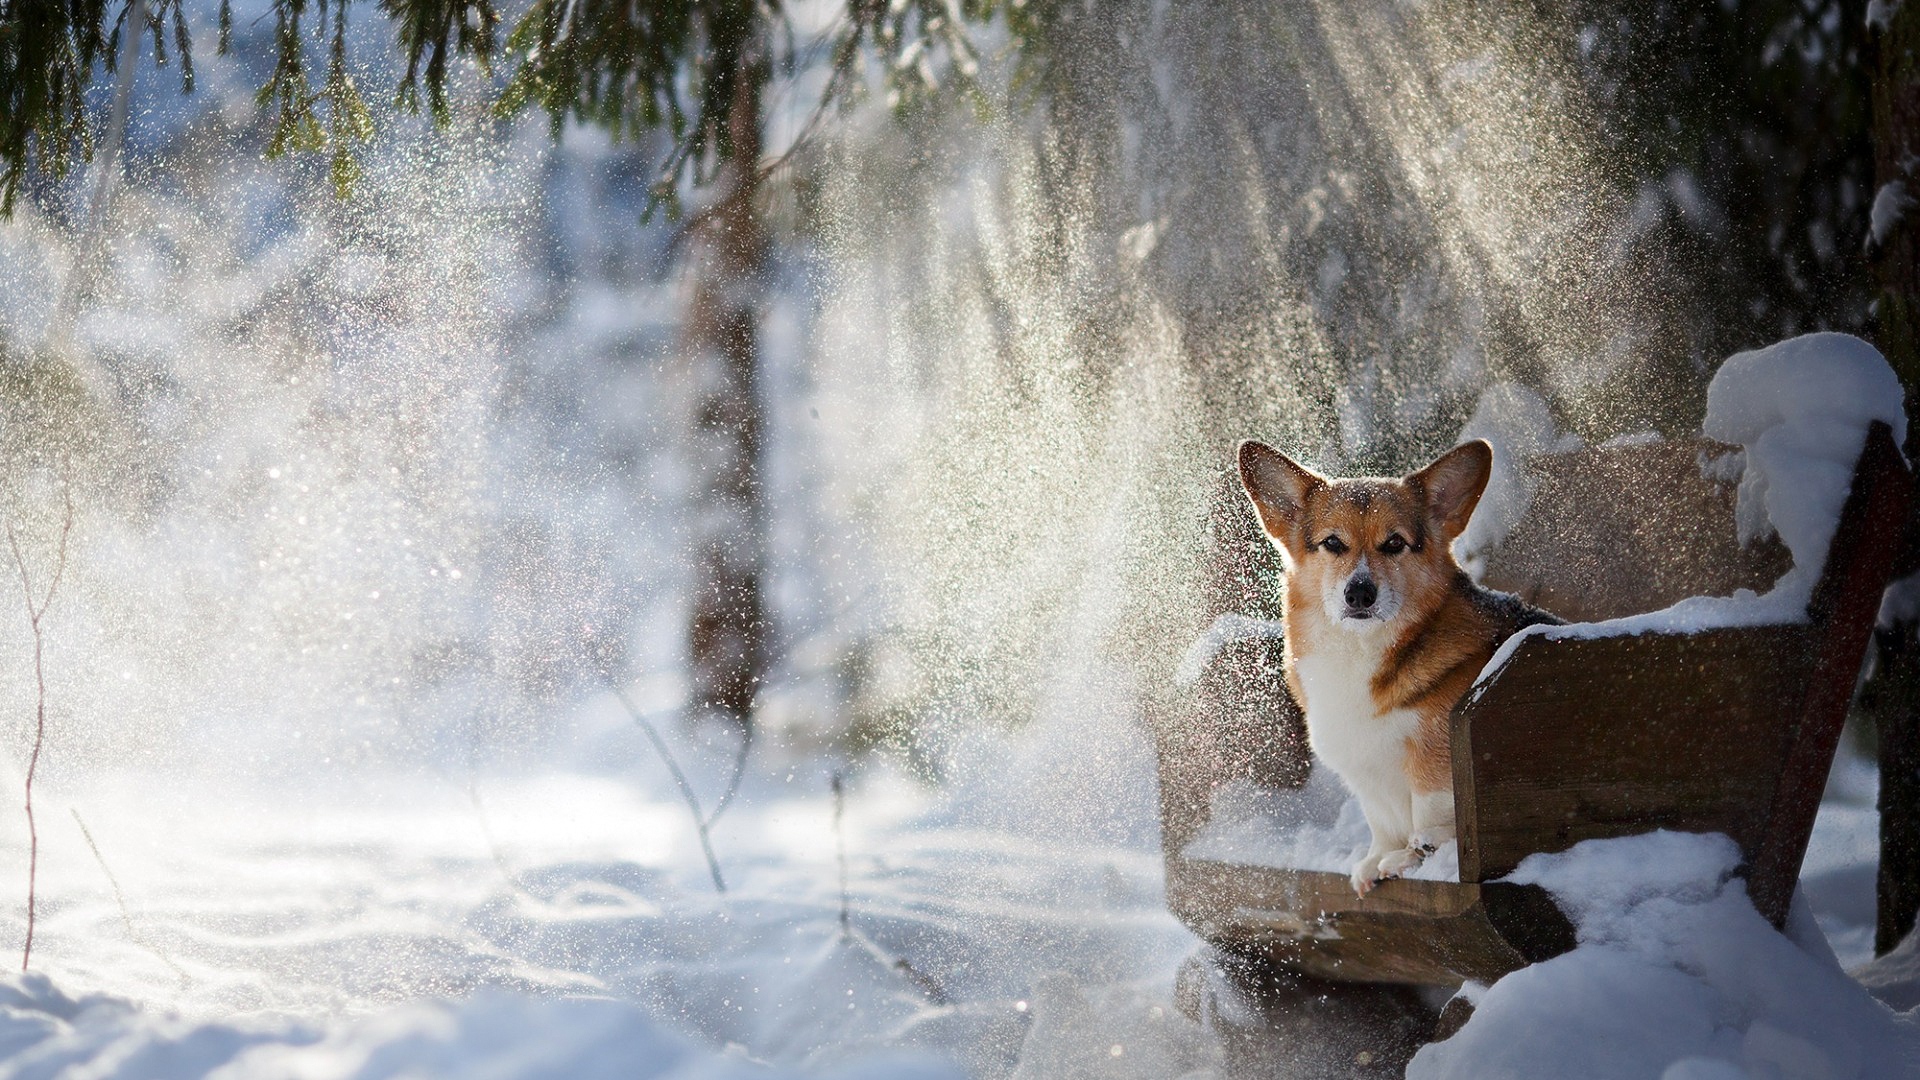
0, 0, 987, 727
480, 0, 983, 725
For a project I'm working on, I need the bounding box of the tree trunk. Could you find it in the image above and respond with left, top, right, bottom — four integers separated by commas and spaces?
1870, 1, 1920, 957
1868, 625, 1920, 956
680, 63, 770, 726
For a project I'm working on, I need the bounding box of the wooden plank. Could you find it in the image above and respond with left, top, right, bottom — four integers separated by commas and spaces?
1458, 422, 1915, 925
1171, 860, 1481, 924
1749, 421, 1916, 923
1166, 858, 1573, 986
1453, 625, 1809, 883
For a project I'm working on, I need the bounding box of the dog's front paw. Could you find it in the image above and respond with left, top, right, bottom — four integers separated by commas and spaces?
1350, 854, 1386, 896
1376, 846, 1425, 879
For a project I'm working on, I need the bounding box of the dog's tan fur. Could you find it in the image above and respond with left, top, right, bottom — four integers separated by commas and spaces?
1237, 438, 1560, 893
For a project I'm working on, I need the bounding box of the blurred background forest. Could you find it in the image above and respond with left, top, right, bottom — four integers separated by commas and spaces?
0, 0, 1910, 786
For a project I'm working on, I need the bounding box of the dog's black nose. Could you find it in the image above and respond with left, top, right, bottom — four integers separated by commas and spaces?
1345, 576, 1377, 609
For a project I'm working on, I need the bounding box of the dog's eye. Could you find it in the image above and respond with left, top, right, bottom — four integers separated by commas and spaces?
1317, 535, 1348, 556
1379, 534, 1406, 555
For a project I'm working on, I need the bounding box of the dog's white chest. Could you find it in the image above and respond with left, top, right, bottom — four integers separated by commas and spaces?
1293, 634, 1419, 785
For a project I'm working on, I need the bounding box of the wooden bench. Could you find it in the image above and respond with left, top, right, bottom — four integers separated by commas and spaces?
1157, 422, 1917, 987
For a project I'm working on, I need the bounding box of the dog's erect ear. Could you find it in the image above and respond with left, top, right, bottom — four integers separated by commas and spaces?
1410, 440, 1493, 539
1238, 441, 1323, 542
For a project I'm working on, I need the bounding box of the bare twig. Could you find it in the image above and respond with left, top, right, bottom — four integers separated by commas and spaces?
10, 483, 72, 972
705, 721, 753, 829
450, 710, 539, 904
658, 110, 829, 269
831, 771, 851, 937
609, 684, 726, 893
826, 772, 947, 1003
848, 925, 949, 1004
70, 809, 190, 986
464, 775, 527, 895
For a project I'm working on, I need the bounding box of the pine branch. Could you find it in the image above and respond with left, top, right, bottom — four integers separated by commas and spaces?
42, 0, 144, 398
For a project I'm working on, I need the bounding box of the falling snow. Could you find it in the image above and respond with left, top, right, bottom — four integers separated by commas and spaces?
0, 2, 1910, 1078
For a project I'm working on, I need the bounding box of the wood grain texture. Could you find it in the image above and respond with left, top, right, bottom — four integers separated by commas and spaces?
1749, 421, 1914, 922
1451, 625, 1808, 883
1167, 859, 1573, 986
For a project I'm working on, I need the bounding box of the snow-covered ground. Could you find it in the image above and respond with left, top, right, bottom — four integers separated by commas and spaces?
0, 697, 1906, 1079
1417, 827, 1920, 1080
0, 689, 1228, 1079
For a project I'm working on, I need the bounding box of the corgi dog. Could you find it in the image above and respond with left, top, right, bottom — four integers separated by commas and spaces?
1236, 439, 1561, 896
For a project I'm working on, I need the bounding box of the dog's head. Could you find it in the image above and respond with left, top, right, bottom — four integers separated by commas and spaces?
1236, 440, 1492, 632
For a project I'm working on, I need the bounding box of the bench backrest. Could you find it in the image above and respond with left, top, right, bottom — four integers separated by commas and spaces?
1453, 422, 1914, 926
1475, 438, 1790, 622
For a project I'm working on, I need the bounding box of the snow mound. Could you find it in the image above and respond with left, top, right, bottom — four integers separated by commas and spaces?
1703, 332, 1906, 586
1411, 831, 1920, 1080
1503, 830, 1743, 944
1477, 333, 1908, 685
0, 975, 963, 1080
1856, 928, 1920, 1015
